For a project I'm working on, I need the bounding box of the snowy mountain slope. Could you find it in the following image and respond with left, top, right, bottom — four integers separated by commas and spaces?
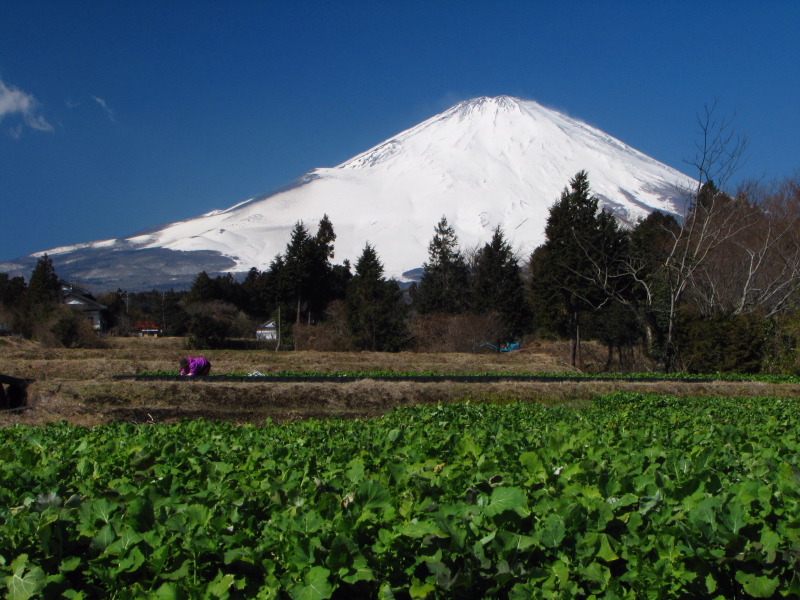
1, 96, 692, 290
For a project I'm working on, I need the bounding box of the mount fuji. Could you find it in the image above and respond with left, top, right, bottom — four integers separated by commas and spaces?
1, 96, 692, 290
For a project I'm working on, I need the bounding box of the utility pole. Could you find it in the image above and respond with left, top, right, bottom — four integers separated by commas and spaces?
276, 305, 281, 352
160, 291, 167, 334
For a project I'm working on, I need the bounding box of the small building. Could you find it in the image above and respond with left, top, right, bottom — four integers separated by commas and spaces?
59, 280, 107, 331
256, 320, 278, 340
133, 320, 161, 337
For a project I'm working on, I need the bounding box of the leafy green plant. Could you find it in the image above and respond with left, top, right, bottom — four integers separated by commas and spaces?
1, 395, 799, 598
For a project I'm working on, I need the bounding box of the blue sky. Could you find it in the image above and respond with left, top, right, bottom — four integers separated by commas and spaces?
1, 1, 798, 264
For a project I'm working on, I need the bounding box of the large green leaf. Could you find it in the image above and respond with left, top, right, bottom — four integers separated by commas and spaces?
484, 487, 529, 517
720, 499, 747, 534
340, 555, 375, 584
595, 533, 619, 562
736, 572, 779, 598
4, 555, 45, 600
688, 496, 720, 528
456, 435, 481, 458
93, 498, 119, 524
153, 582, 182, 600
580, 561, 610, 588
160, 559, 191, 581
346, 460, 365, 484
289, 567, 333, 600
399, 520, 448, 538
58, 556, 81, 573
91, 524, 115, 552
186, 504, 211, 527
207, 572, 235, 598
497, 531, 538, 553
292, 510, 325, 534
408, 578, 435, 599
117, 546, 145, 573
539, 514, 565, 548
519, 452, 546, 480
356, 480, 392, 512
107, 527, 142, 555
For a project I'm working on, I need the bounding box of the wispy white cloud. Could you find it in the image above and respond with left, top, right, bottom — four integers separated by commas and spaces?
65, 97, 80, 108
92, 95, 115, 121
0, 76, 53, 136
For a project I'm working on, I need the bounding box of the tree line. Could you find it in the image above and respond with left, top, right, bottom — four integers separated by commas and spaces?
3, 166, 798, 375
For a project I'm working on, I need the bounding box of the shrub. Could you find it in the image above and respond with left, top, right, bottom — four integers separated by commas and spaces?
293, 301, 357, 351
676, 312, 764, 373
409, 312, 505, 352
186, 313, 229, 350
47, 308, 107, 348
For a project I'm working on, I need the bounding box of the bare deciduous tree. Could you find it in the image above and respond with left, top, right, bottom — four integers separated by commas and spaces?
568, 100, 752, 370
687, 176, 800, 317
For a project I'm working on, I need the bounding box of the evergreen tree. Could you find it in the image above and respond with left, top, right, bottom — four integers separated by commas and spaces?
413, 216, 471, 314
306, 215, 340, 322
0, 274, 27, 309
278, 215, 344, 326
25, 254, 61, 317
213, 273, 244, 308
329, 260, 353, 305
625, 210, 681, 360
186, 271, 216, 304
472, 226, 531, 338
345, 244, 407, 351
283, 221, 313, 324
528, 244, 568, 337
0, 273, 29, 335
530, 171, 628, 366
240, 267, 264, 317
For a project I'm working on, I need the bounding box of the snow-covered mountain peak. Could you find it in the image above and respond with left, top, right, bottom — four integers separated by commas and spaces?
1, 96, 694, 290
450, 95, 524, 117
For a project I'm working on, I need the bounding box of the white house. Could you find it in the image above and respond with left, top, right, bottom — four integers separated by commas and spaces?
59, 280, 107, 331
256, 320, 278, 340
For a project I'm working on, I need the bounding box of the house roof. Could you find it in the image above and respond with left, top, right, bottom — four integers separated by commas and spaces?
63, 294, 107, 311
60, 279, 107, 311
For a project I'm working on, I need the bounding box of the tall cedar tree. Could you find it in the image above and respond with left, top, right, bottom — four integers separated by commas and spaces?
25, 254, 61, 317
186, 271, 216, 304
283, 221, 314, 324
345, 244, 407, 351
280, 216, 340, 325
306, 215, 339, 321
413, 216, 471, 314
530, 171, 627, 366
472, 226, 531, 338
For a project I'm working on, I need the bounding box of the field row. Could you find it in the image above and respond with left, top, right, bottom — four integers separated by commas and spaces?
1, 394, 799, 598
132, 370, 800, 383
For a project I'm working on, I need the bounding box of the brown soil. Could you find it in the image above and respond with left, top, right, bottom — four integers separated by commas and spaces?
2, 337, 798, 427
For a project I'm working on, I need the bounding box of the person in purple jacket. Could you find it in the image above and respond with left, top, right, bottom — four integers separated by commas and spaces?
179, 357, 211, 376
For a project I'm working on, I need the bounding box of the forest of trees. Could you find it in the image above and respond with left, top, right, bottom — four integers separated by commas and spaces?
2, 104, 799, 373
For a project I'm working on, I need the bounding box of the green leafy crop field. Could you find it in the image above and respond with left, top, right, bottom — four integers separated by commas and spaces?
1, 393, 799, 599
